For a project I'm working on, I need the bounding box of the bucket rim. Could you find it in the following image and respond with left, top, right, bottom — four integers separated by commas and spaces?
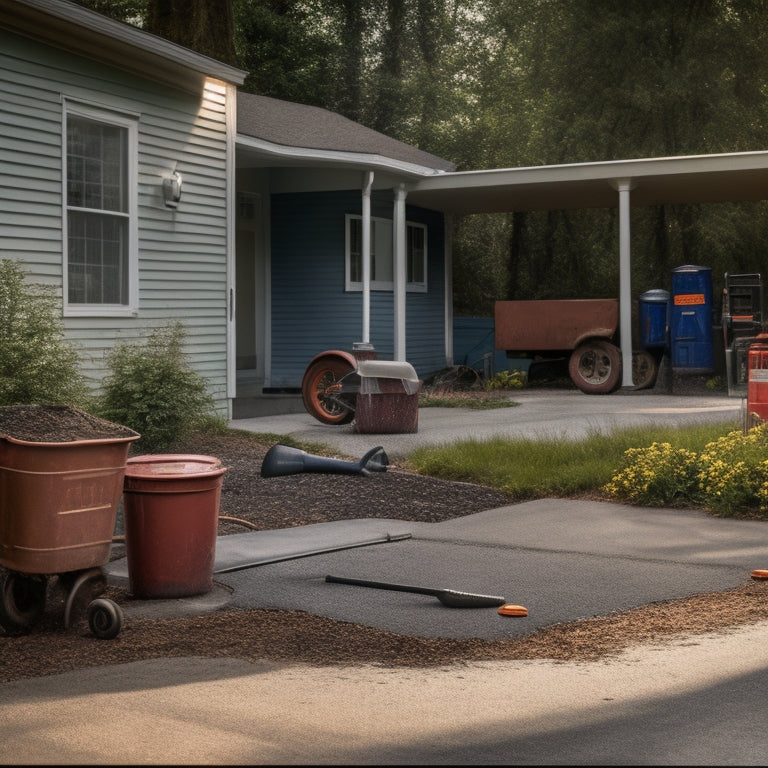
0, 433, 140, 447
124, 454, 227, 479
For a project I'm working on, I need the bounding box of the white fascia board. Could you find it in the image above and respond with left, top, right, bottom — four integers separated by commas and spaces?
236, 134, 446, 178
6, 0, 247, 84
415, 150, 768, 191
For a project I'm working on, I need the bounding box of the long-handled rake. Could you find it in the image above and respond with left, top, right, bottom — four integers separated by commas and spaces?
325, 574, 506, 608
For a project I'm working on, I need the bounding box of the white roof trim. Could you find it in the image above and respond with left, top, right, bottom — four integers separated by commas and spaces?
236, 133, 447, 178
5, 0, 247, 84
407, 150, 768, 213
423, 150, 768, 186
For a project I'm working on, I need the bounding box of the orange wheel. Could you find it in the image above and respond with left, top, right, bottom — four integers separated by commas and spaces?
301, 356, 356, 425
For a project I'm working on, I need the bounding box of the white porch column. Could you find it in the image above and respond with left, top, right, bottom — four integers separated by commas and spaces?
617, 179, 635, 387
361, 171, 374, 344
393, 183, 407, 360
444, 213, 454, 367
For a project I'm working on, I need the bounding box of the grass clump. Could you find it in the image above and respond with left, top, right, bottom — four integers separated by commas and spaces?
418, 391, 516, 409
406, 421, 743, 505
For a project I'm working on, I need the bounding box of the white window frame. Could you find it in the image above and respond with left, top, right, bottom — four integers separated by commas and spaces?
345, 214, 427, 293
63, 101, 139, 317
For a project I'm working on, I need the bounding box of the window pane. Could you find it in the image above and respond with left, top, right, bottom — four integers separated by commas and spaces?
349, 217, 362, 283
66, 113, 129, 305
407, 225, 425, 283
372, 220, 392, 282
67, 117, 127, 213
68, 211, 127, 303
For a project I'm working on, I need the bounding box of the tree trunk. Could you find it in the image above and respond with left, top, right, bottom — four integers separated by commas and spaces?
146, 0, 237, 65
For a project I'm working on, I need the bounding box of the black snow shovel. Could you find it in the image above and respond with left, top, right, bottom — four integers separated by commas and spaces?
325, 575, 506, 608
260, 444, 388, 478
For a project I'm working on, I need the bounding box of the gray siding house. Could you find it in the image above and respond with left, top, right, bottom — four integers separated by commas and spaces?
1, 0, 456, 419
5, 0, 768, 418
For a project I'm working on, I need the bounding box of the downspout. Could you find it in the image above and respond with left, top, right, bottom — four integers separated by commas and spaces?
393, 183, 407, 360
617, 179, 635, 387
224, 80, 237, 415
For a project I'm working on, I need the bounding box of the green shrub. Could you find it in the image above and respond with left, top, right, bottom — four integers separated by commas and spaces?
484, 369, 526, 390
98, 322, 217, 452
603, 423, 768, 517
0, 259, 90, 408
697, 425, 768, 516
602, 441, 700, 507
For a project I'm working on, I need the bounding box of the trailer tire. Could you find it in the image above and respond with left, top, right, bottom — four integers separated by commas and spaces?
632, 350, 658, 390
568, 340, 622, 394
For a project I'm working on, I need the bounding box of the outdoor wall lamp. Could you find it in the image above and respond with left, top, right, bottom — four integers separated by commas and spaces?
163, 170, 182, 209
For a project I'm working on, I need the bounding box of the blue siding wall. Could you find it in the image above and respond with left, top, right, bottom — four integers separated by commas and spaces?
453, 317, 512, 375
270, 190, 447, 387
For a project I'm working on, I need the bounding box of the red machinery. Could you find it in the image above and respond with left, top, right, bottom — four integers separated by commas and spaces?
747, 333, 768, 427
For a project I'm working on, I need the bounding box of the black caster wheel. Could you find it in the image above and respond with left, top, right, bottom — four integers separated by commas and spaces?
87, 598, 124, 640
0, 570, 47, 636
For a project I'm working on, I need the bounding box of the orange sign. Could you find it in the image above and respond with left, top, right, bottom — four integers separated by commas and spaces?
674, 294, 705, 306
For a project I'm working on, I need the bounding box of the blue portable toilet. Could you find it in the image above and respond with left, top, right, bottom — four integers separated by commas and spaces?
669, 265, 713, 371
639, 289, 670, 349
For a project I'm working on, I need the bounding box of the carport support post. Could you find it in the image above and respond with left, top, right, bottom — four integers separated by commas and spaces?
393, 184, 407, 361
617, 179, 635, 388
361, 171, 374, 345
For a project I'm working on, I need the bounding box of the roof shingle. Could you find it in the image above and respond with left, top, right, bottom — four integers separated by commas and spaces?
237, 92, 455, 173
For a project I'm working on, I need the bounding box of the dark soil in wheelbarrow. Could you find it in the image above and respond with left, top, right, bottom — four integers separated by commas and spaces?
1, 424, 767, 683
0, 404, 138, 442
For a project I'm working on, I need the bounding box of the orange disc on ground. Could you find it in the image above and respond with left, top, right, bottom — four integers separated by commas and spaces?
498, 604, 528, 617
751, 569, 768, 580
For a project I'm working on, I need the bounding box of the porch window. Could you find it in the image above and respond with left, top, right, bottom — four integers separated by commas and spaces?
345, 215, 427, 292
64, 103, 137, 314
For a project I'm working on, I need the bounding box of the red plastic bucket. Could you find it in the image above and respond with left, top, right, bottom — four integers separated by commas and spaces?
122, 455, 227, 599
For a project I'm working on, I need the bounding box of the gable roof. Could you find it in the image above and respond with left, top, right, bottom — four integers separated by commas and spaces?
236, 91, 455, 176
2, 0, 246, 91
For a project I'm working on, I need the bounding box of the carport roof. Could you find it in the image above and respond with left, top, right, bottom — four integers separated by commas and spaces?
406, 151, 768, 213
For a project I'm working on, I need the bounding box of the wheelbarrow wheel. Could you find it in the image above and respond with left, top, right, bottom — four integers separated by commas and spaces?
62, 567, 107, 630
301, 356, 356, 425
87, 598, 124, 640
0, 570, 47, 636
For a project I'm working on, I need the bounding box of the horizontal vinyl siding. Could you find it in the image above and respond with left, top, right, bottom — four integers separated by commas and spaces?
270, 191, 358, 386
270, 192, 446, 387
0, 47, 66, 282
0, 30, 231, 413
404, 206, 447, 376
